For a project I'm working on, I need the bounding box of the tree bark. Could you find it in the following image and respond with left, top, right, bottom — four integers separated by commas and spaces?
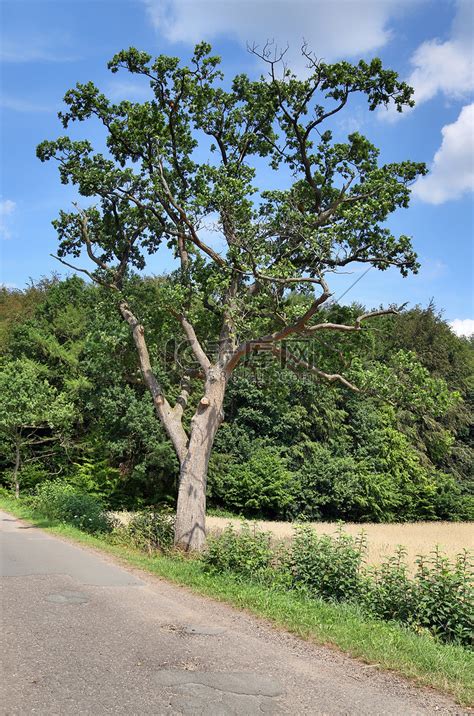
119, 298, 227, 551
174, 368, 226, 551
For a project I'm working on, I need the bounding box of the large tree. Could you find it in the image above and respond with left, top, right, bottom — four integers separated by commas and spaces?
38, 43, 426, 549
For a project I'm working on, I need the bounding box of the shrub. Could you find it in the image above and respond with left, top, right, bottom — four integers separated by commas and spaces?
292, 442, 404, 523
203, 524, 274, 579
122, 508, 175, 553
69, 458, 120, 501
202, 523, 473, 648
362, 547, 416, 623
31, 480, 108, 533
413, 549, 473, 647
288, 525, 366, 602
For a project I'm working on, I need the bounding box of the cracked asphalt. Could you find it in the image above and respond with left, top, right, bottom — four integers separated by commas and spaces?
0, 510, 467, 715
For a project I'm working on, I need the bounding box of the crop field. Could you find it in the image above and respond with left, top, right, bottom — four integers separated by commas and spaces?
207, 517, 474, 569
113, 511, 473, 568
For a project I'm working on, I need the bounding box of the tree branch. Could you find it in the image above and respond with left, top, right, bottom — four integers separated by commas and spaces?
119, 300, 188, 462
225, 276, 331, 373
170, 309, 211, 374
271, 345, 360, 391
155, 156, 226, 267
304, 307, 399, 334
50, 254, 118, 290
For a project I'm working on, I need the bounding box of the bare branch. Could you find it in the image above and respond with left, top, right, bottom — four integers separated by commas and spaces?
50, 254, 118, 290
225, 276, 331, 373
271, 346, 361, 392
170, 309, 211, 373
119, 300, 188, 462
305, 307, 399, 334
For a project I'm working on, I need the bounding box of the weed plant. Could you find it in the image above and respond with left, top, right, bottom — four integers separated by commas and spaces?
203, 524, 473, 648
30, 480, 109, 533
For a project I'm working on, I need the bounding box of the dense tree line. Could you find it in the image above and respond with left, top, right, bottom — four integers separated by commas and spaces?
1, 276, 472, 521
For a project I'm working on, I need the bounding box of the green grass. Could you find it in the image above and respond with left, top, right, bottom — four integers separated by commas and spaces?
1, 494, 473, 706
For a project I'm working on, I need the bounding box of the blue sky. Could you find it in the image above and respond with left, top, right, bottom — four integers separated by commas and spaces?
1, 0, 473, 334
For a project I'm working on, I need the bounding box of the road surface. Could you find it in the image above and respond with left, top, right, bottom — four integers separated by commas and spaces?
0, 510, 466, 715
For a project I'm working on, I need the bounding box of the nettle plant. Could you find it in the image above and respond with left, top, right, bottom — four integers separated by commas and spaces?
38, 43, 427, 550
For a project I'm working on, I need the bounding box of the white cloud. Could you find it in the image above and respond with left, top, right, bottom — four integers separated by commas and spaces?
450, 318, 474, 337
0, 200, 16, 217
0, 199, 16, 240
412, 103, 474, 204
409, 0, 473, 105
142, 0, 414, 67
380, 0, 473, 121
107, 80, 154, 101
1, 34, 78, 64
1, 96, 53, 113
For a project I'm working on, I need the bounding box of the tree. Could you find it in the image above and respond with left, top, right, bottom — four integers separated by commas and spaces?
0, 358, 74, 497
37, 43, 426, 549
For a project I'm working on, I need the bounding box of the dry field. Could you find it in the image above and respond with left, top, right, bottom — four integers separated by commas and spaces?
111, 511, 473, 569
207, 516, 474, 569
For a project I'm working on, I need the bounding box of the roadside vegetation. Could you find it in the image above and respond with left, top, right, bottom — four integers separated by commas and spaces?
206, 516, 474, 569
18, 481, 474, 650
1, 492, 472, 705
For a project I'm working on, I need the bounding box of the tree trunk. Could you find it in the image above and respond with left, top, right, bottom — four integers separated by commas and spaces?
174, 369, 226, 551
13, 437, 20, 499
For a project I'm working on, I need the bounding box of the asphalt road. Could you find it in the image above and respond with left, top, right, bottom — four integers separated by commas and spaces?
0, 510, 467, 715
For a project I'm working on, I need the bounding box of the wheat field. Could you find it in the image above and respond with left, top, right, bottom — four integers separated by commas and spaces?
207, 516, 474, 569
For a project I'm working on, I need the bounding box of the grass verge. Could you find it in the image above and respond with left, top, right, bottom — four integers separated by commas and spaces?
1, 495, 472, 706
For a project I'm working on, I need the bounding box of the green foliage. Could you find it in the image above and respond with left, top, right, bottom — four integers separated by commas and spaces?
203, 524, 274, 579
291, 442, 403, 522
209, 446, 296, 517
1, 276, 472, 523
31, 480, 108, 533
288, 526, 366, 601
0, 357, 75, 435
362, 548, 416, 623
413, 549, 473, 646
117, 508, 175, 553
0, 355, 76, 494
69, 458, 121, 500
353, 350, 461, 417
37, 44, 424, 299
362, 547, 473, 647
202, 524, 473, 648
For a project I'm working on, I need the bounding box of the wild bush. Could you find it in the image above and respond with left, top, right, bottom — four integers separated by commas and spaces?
203, 523, 473, 648
31, 480, 109, 533
362, 547, 416, 623
209, 447, 296, 519
288, 525, 367, 602
122, 508, 175, 553
413, 548, 473, 646
203, 524, 274, 579
69, 458, 121, 501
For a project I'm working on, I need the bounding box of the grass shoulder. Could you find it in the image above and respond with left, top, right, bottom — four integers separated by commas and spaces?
1, 495, 472, 707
